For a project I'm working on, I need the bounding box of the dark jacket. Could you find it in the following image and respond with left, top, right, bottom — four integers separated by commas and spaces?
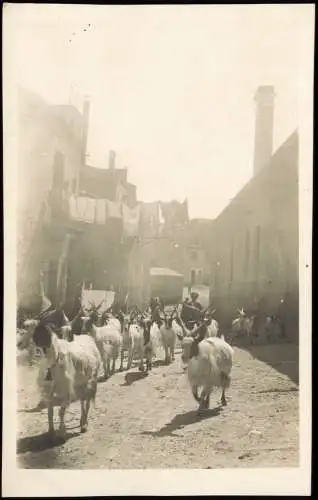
181, 300, 203, 328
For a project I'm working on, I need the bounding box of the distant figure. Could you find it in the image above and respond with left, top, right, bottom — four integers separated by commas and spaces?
71, 282, 83, 318
189, 292, 203, 312
150, 297, 163, 327
181, 292, 204, 329
111, 300, 125, 326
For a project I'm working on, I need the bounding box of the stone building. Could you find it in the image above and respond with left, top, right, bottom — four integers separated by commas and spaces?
17, 87, 88, 310
207, 86, 299, 340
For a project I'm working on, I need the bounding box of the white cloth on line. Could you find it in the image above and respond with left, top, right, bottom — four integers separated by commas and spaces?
95, 199, 106, 224
76, 197, 87, 221
122, 203, 141, 236
106, 199, 122, 219
84, 197, 96, 223
69, 194, 78, 219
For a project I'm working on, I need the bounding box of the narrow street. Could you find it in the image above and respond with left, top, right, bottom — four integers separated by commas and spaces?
17, 343, 299, 469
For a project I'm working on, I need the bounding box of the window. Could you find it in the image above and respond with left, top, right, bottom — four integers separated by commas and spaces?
255, 225, 261, 279
190, 250, 197, 262
244, 229, 250, 274
52, 152, 65, 189
230, 240, 234, 282
190, 269, 196, 285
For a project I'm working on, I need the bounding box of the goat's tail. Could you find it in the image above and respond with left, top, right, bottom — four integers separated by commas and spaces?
91, 380, 98, 409
191, 385, 200, 403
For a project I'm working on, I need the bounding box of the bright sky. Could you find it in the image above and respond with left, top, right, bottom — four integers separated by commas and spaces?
5, 4, 313, 219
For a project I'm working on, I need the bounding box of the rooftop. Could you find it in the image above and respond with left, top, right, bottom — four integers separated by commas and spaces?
150, 267, 184, 278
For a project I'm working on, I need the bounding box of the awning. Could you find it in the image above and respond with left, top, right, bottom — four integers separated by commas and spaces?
150, 267, 184, 278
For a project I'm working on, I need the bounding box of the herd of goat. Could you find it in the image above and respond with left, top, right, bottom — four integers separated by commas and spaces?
16, 302, 286, 440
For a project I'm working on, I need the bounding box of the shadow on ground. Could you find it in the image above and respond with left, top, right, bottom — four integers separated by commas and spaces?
241, 342, 299, 385
152, 359, 168, 368
17, 429, 80, 455
141, 407, 223, 438
121, 371, 149, 386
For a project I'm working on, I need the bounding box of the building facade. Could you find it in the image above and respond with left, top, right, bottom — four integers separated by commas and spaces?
17, 88, 88, 310
208, 130, 299, 337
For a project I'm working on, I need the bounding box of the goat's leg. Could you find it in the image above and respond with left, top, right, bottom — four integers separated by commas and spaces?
167, 346, 172, 364
139, 353, 145, 372
27, 343, 34, 366
106, 358, 111, 378
57, 405, 67, 437
119, 347, 125, 371
202, 385, 212, 409
80, 400, 86, 432
111, 357, 116, 374
47, 401, 54, 435
80, 400, 90, 433
171, 343, 175, 361
164, 346, 169, 364
127, 348, 133, 370
102, 355, 108, 380
147, 353, 152, 371
198, 389, 207, 415
221, 388, 227, 406
204, 392, 210, 409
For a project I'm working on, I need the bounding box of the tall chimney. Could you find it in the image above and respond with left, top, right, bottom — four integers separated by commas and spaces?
253, 85, 275, 175
109, 150, 116, 170
75, 97, 90, 196
82, 98, 90, 159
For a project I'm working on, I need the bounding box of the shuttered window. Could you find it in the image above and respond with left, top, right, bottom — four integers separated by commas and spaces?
230, 240, 234, 282
255, 225, 261, 280
244, 229, 250, 274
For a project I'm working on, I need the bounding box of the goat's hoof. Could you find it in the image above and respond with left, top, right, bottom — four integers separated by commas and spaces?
221, 399, 227, 406
80, 424, 88, 433
47, 429, 55, 441
57, 428, 67, 439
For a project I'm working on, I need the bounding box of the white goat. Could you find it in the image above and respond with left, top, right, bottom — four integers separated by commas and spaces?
177, 316, 233, 414
186, 336, 233, 414
18, 323, 101, 436
81, 313, 122, 379
230, 308, 255, 344
18, 318, 73, 366
101, 312, 122, 333
126, 314, 158, 372
160, 310, 177, 364
206, 318, 219, 338
258, 315, 286, 343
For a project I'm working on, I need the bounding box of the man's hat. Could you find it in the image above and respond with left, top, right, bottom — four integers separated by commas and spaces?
190, 291, 199, 299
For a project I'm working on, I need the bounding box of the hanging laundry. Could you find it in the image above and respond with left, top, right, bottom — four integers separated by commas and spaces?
76, 196, 87, 221
95, 199, 106, 224
105, 199, 122, 219
122, 203, 141, 237
140, 201, 159, 236
158, 201, 165, 234
116, 182, 128, 204
82, 289, 106, 312
84, 197, 96, 223
158, 201, 165, 224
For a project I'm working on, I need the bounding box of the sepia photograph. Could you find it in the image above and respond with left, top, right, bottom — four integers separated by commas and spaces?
3, 3, 313, 496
